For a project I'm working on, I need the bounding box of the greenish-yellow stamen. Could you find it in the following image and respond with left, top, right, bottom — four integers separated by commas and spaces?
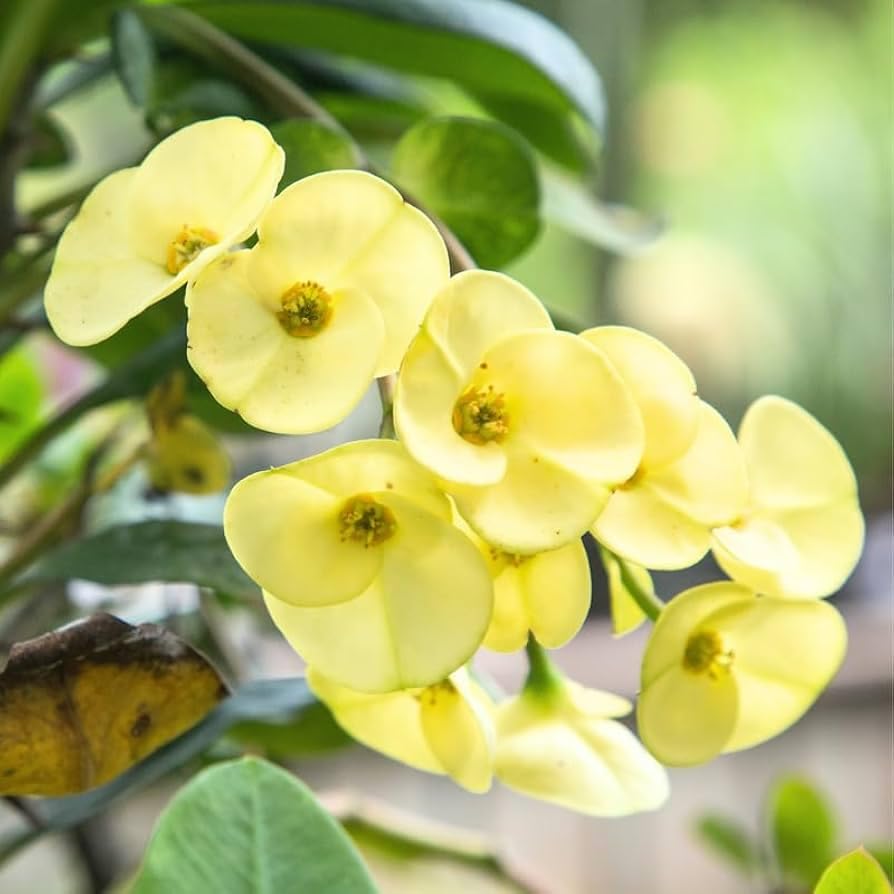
166, 225, 218, 275
277, 281, 333, 337
682, 630, 734, 679
338, 494, 397, 547
452, 385, 510, 445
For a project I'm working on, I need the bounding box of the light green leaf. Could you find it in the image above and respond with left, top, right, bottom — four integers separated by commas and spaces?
814, 848, 892, 894
0, 346, 43, 463
112, 8, 157, 107
391, 115, 539, 267
183, 0, 605, 133
22, 521, 256, 600
868, 847, 894, 884
132, 757, 379, 894
768, 776, 838, 889
270, 118, 362, 187
694, 814, 759, 877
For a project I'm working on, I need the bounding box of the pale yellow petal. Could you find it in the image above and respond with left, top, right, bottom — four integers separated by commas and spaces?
419, 669, 495, 793
600, 549, 648, 637
187, 252, 385, 434
636, 665, 738, 766
451, 445, 612, 554
483, 564, 529, 652
128, 117, 284, 266
476, 330, 644, 485
45, 169, 175, 346
394, 331, 507, 486
423, 270, 553, 380
709, 597, 847, 751
264, 495, 493, 692
563, 681, 632, 720
306, 669, 442, 774
224, 470, 381, 607
738, 395, 858, 512
580, 326, 698, 469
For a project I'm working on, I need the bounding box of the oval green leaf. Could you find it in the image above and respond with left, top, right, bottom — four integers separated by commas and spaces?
112, 8, 157, 107
132, 757, 379, 894
270, 118, 362, 187
815, 849, 892, 894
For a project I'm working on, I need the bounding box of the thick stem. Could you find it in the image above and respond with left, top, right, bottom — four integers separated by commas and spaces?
523, 637, 564, 697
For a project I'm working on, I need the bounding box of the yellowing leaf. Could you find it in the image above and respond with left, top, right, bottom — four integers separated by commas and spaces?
0, 613, 227, 796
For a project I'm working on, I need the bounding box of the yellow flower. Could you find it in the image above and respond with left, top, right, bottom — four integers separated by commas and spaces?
496, 644, 669, 816
308, 666, 495, 793
637, 581, 847, 767
583, 327, 748, 570
186, 170, 449, 434
224, 440, 493, 692
712, 396, 864, 598
144, 372, 230, 495
45, 118, 284, 346
394, 271, 644, 553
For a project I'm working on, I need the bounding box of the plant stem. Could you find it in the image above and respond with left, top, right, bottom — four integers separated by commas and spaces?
523, 637, 563, 696
613, 551, 665, 621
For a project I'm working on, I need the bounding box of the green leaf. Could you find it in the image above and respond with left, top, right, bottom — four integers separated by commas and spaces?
131, 757, 378, 894
391, 115, 539, 267
768, 776, 838, 889
112, 8, 157, 107
0, 678, 317, 865
868, 847, 894, 884
694, 814, 759, 877
814, 849, 892, 894
25, 114, 73, 169
149, 76, 260, 136
0, 346, 43, 463
317, 92, 425, 142
23, 521, 256, 599
231, 700, 352, 757
183, 0, 605, 133
270, 118, 362, 187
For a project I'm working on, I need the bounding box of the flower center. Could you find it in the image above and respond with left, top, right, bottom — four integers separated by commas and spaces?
682, 630, 734, 679
166, 225, 219, 275
338, 494, 397, 547
417, 679, 456, 708
490, 547, 529, 568
277, 281, 333, 337
452, 385, 510, 445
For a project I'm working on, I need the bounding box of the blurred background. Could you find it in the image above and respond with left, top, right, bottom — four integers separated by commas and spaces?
1, 0, 891, 891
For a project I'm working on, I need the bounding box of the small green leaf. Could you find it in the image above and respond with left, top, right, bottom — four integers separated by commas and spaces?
132, 757, 378, 894
0, 346, 43, 463
768, 776, 838, 889
23, 521, 256, 600
270, 118, 362, 187
694, 814, 759, 876
26, 113, 72, 168
112, 8, 157, 107
391, 116, 540, 267
815, 848, 892, 894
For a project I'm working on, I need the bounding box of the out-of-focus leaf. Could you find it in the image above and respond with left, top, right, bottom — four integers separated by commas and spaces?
317, 92, 425, 141
150, 78, 259, 135
131, 757, 378, 894
22, 521, 256, 600
391, 115, 539, 267
541, 167, 664, 255
183, 0, 606, 134
0, 613, 227, 796
25, 114, 73, 169
270, 118, 362, 187
231, 700, 352, 757
0, 678, 317, 864
768, 776, 838, 890
694, 814, 760, 877
112, 9, 157, 107
0, 346, 43, 463
867, 847, 894, 884
814, 848, 892, 894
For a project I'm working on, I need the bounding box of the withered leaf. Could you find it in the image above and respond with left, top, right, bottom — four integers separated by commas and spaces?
0, 613, 228, 796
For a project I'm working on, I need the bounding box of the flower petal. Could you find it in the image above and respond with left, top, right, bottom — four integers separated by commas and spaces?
483, 564, 529, 652
307, 669, 442, 774
394, 331, 507, 486
600, 549, 648, 637
45, 169, 175, 346
187, 251, 385, 434
224, 469, 381, 607
128, 117, 284, 266
580, 326, 698, 469
264, 494, 493, 692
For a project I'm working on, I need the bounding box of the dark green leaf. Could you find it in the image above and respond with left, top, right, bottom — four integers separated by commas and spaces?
694, 814, 759, 876
391, 115, 540, 267
0, 678, 316, 864
25, 114, 73, 169
183, 0, 605, 133
150, 78, 260, 135
231, 700, 352, 757
112, 8, 157, 107
814, 848, 892, 894
317, 92, 425, 142
768, 776, 838, 889
23, 521, 256, 600
270, 118, 362, 186
131, 757, 378, 893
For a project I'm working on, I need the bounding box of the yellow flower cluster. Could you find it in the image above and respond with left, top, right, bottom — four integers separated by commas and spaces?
46, 117, 864, 814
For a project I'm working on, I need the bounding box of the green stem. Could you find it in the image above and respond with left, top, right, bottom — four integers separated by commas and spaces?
613, 551, 665, 621
524, 637, 563, 696
376, 375, 396, 439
